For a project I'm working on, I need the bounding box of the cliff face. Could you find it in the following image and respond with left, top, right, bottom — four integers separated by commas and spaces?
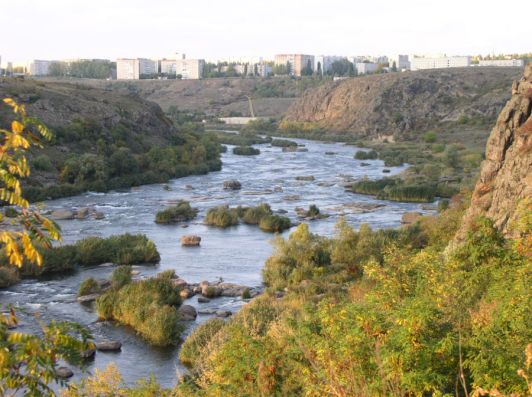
458, 64, 532, 239
283, 67, 521, 138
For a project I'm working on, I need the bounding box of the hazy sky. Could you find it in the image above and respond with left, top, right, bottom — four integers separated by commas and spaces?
1, 0, 531, 64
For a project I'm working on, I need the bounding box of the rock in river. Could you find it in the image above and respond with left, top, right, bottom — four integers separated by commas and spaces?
95, 340, 122, 351
216, 310, 232, 318
223, 180, 242, 190
51, 209, 75, 220
56, 366, 73, 378
181, 235, 201, 246
178, 305, 198, 321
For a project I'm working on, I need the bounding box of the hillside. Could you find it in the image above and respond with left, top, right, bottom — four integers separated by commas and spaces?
40, 77, 325, 117
283, 67, 522, 140
0, 78, 221, 200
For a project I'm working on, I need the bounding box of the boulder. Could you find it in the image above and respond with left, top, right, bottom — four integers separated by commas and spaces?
75, 208, 89, 219
180, 288, 194, 299
401, 212, 422, 224
198, 297, 211, 303
382, 169, 391, 173
219, 283, 248, 297
81, 348, 96, 359
178, 305, 198, 321
223, 180, 242, 190
198, 308, 217, 315
95, 340, 122, 351
295, 176, 315, 181
51, 210, 75, 220
56, 366, 73, 379
180, 235, 201, 247
171, 278, 188, 288
215, 310, 232, 318
93, 211, 105, 220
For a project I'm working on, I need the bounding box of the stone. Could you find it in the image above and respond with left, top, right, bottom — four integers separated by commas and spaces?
180, 235, 201, 246
198, 297, 211, 303
180, 288, 194, 299
178, 305, 198, 321
95, 340, 122, 351
56, 366, 73, 378
215, 310, 232, 318
282, 146, 297, 152
81, 348, 96, 359
401, 212, 422, 224
77, 293, 101, 303
295, 176, 315, 181
93, 211, 105, 220
198, 308, 217, 315
382, 169, 391, 173
75, 208, 89, 219
51, 209, 75, 220
223, 180, 242, 190
171, 278, 188, 288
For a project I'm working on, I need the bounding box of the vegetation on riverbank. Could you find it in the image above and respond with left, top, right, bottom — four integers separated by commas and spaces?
212, 131, 271, 146
96, 277, 183, 346
155, 201, 198, 224
204, 204, 291, 233
204, 206, 240, 228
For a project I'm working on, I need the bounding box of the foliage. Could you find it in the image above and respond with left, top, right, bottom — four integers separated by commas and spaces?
233, 146, 260, 156
271, 139, 297, 147
111, 265, 132, 289
0, 98, 61, 267
78, 277, 100, 297
205, 206, 240, 228
258, 215, 291, 233
155, 201, 198, 224
213, 131, 270, 146
240, 203, 273, 225
423, 130, 438, 143
0, 266, 19, 288
354, 149, 378, 160
0, 309, 93, 397
179, 318, 227, 369
96, 277, 183, 346
241, 118, 276, 133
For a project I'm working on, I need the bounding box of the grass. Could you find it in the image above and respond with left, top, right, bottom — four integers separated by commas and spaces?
205, 206, 240, 228
78, 277, 100, 297
96, 277, 183, 346
233, 146, 260, 156
271, 139, 297, 147
259, 215, 292, 233
0, 266, 19, 288
179, 318, 227, 368
155, 201, 198, 224
240, 204, 273, 225
354, 150, 378, 160
111, 265, 132, 289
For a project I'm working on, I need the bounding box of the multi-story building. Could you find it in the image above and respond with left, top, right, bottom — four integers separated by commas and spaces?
256, 63, 272, 77
314, 55, 345, 75
478, 59, 525, 67
274, 54, 314, 76
388, 54, 410, 70
175, 57, 204, 79
116, 58, 158, 79
160, 59, 177, 75
29, 60, 52, 76
355, 62, 378, 75
410, 56, 471, 70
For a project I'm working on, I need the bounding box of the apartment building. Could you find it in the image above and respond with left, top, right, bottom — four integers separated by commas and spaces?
355, 62, 378, 75
175, 58, 204, 79
274, 54, 314, 76
410, 56, 471, 70
314, 55, 345, 75
116, 58, 158, 79
256, 63, 272, 77
388, 54, 410, 70
29, 59, 52, 76
478, 59, 525, 67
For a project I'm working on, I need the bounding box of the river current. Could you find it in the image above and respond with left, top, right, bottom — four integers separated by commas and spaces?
0, 137, 435, 387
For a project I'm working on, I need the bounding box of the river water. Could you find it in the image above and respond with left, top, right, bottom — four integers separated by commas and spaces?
0, 137, 435, 388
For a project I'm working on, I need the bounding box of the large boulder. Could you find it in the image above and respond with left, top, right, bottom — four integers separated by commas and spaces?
75, 208, 89, 219
51, 210, 75, 220
223, 180, 242, 190
180, 235, 201, 247
56, 366, 73, 378
178, 305, 197, 321
95, 340, 122, 351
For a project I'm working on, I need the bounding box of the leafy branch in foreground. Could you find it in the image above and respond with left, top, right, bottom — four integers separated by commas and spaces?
0, 98, 61, 267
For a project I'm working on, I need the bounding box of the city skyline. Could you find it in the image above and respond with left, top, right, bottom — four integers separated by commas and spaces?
1, 0, 531, 65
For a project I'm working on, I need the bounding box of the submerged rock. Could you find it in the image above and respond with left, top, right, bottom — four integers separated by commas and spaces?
223, 180, 242, 190
295, 176, 315, 181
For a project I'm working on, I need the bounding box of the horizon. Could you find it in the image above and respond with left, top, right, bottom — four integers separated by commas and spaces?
1, 0, 531, 66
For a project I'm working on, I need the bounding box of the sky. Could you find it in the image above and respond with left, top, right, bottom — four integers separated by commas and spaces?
1, 0, 531, 65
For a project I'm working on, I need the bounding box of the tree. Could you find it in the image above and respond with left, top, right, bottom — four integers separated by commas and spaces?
391, 61, 398, 72
0, 98, 60, 267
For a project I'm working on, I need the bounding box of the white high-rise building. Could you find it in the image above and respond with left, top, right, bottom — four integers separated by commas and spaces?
29, 60, 52, 76
478, 59, 525, 67
314, 55, 345, 75
116, 58, 158, 79
388, 54, 410, 70
175, 58, 204, 79
410, 56, 471, 70
355, 62, 378, 75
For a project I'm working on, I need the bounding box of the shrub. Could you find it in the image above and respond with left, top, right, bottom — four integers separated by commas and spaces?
233, 146, 260, 156
259, 215, 291, 233
96, 278, 182, 346
423, 131, 437, 143
241, 204, 272, 225
31, 155, 54, 172
4, 207, 18, 218
271, 139, 297, 148
155, 201, 198, 224
78, 277, 100, 297
354, 150, 378, 160
179, 318, 227, 368
111, 265, 132, 289
241, 288, 251, 299
156, 269, 176, 279
205, 206, 239, 228
0, 266, 19, 288
307, 205, 320, 217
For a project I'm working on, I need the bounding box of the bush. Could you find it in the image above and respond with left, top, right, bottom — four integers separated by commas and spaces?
78, 277, 100, 297
111, 265, 132, 289
205, 206, 239, 228
0, 266, 19, 288
233, 146, 260, 156
307, 205, 320, 217
271, 139, 297, 147
423, 131, 437, 143
241, 204, 272, 225
156, 269, 176, 280
179, 318, 227, 368
259, 215, 291, 233
31, 155, 54, 172
155, 201, 198, 224
4, 207, 18, 218
96, 278, 182, 346
354, 150, 378, 160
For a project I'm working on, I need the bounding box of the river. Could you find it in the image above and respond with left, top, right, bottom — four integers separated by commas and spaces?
0, 137, 435, 388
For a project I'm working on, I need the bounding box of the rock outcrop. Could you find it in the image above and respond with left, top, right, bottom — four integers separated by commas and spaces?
458, 64, 532, 239
283, 67, 521, 138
